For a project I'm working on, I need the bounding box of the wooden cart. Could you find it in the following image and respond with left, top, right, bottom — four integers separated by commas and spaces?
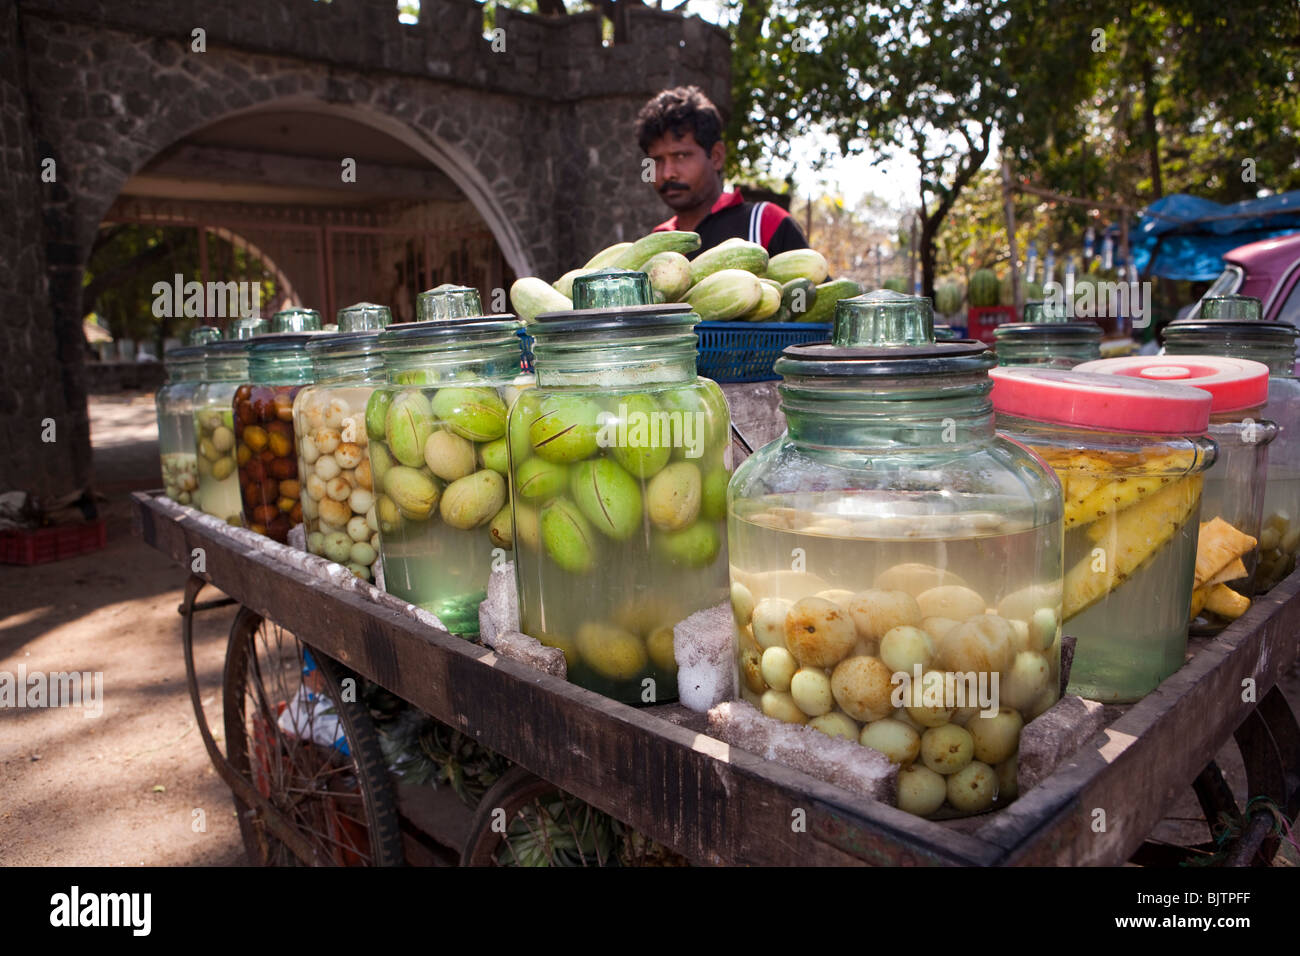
131, 490, 1300, 867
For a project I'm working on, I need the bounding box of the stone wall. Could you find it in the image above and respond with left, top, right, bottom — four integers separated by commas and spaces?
4, 0, 732, 497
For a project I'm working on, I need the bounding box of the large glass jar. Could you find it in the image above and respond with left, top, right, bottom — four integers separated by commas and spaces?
731, 291, 1062, 818
991, 367, 1216, 702
370, 318, 530, 636
512, 302, 732, 705
233, 333, 318, 542
155, 346, 205, 505
192, 341, 250, 525
1162, 307, 1300, 592
1076, 355, 1274, 631
293, 332, 385, 582
993, 300, 1102, 368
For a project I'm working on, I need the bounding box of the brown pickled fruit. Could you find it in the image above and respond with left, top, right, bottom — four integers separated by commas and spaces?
236, 384, 303, 542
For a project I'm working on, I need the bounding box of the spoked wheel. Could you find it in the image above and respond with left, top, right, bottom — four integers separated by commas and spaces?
462, 766, 621, 867
222, 607, 404, 866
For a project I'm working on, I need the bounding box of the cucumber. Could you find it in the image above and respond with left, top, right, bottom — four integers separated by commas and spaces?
689, 240, 769, 287
611, 231, 702, 271
510, 277, 572, 323
741, 280, 783, 321
553, 269, 594, 299
642, 251, 693, 303
582, 241, 634, 271
765, 249, 830, 285
780, 278, 817, 320
684, 269, 763, 322
797, 278, 863, 324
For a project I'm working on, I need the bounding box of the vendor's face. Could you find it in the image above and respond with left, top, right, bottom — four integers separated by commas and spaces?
646, 130, 724, 211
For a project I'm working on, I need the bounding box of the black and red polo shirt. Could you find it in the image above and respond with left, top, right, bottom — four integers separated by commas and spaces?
652, 189, 809, 260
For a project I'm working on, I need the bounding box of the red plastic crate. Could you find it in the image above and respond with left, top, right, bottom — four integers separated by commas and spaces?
0, 519, 107, 565
967, 305, 1018, 344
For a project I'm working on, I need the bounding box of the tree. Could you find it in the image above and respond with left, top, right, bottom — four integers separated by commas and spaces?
728, 1, 1096, 299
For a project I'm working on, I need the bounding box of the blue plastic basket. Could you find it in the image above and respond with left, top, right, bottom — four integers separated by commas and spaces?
695, 321, 832, 383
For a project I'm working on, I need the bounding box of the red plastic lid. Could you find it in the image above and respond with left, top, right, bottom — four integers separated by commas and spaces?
990, 366, 1212, 434
1074, 355, 1269, 413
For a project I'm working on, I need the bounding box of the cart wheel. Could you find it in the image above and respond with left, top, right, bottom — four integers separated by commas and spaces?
222, 607, 405, 866
461, 766, 620, 867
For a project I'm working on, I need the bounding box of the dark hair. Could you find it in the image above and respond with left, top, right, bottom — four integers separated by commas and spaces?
635, 86, 724, 154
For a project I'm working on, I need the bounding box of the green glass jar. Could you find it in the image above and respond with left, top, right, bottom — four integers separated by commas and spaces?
417, 285, 483, 322
271, 308, 323, 333
155, 346, 206, 505
729, 290, 1064, 817
370, 318, 531, 636
1163, 307, 1300, 591
993, 300, 1102, 368
337, 302, 392, 332
510, 301, 731, 705
293, 332, 386, 582
192, 341, 249, 525
227, 317, 268, 340
234, 333, 319, 542
571, 270, 653, 310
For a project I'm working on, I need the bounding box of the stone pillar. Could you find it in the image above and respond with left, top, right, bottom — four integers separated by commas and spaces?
0, 4, 91, 500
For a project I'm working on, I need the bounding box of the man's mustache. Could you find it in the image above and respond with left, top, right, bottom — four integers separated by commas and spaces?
659, 181, 689, 194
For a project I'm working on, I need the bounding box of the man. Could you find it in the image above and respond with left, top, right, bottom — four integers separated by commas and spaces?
636, 86, 810, 259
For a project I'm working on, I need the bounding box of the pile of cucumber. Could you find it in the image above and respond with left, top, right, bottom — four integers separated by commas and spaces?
509, 231, 861, 325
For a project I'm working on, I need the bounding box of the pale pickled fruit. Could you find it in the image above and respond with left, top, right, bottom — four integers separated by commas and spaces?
920, 723, 974, 776
874, 562, 967, 596
752, 597, 793, 649
936, 614, 1015, 675
921, 617, 960, 641
790, 668, 834, 716
904, 669, 955, 728
646, 461, 702, 531
646, 626, 677, 673
859, 718, 921, 765
830, 655, 894, 722
815, 588, 856, 605
879, 625, 934, 676
1029, 607, 1058, 652
967, 707, 1023, 765
423, 430, 477, 482
847, 589, 923, 642
576, 623, 648, 680
916, 585, 987, 622
784, 596, 858, 667
897, 764, 947, 817
740, 647, 766, 694
997, 582, 1063, 623
761, 690, 809, 725
760, 646, 797, 693
808, 712, 859, 740
1001, 650, 1051, 712
731, 581, 756, 628
946, 761, 997, 813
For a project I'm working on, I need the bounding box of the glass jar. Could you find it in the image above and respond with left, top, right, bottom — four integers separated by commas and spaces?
1076, 355, 1274, 631
227, 317, 267, 340
337, 302, 392, 332
991, 367, 1216, 702
271, 308, 322, 333
993, 317, 1102, 369
370, 318, 530, 636
417, 286, 483, 321
1162, 309, 1300, 592
731, 290, 1062, 818
233, 333, 318, 542
191, 341, 249, 525
155, 346, 205, 505
293, 332, 385, 582
512, 302, 731, 705
187, 326, 221, 346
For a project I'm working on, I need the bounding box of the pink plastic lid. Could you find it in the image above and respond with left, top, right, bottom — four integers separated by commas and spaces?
989, 366, 1212, 434
1073, 355, 1269, 413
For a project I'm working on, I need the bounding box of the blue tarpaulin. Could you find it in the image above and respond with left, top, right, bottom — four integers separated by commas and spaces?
1129, 191, 1300, 281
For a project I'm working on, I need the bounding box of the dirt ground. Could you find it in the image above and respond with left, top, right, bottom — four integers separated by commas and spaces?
0, 391, 1295, 866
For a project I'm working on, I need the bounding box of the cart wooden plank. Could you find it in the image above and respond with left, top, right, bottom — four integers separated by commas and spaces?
133, 491, 1004, 866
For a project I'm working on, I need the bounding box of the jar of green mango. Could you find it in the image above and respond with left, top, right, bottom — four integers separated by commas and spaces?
294, 331, 386, 582
511, 302, 732, 705
191, 340, 250, 525
368, 317, 532, 636
155, 346, 206, 505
